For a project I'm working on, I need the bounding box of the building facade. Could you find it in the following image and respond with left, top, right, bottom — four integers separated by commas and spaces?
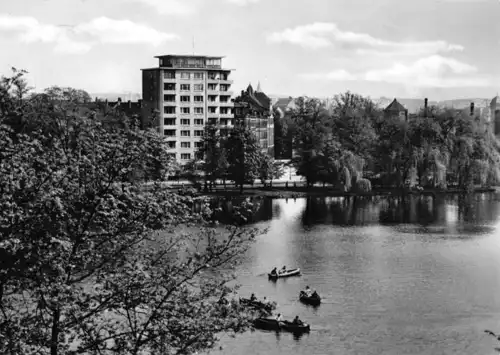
141, 55, 234, 162
233, 83, 274, 157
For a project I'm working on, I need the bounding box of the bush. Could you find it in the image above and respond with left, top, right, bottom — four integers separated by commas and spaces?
354, 178, 372, 193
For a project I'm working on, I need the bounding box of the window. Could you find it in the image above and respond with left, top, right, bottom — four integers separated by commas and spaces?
194, 96, 203, 102
194, 119, 203, 125
194, 84, 203, 92
167, 141, 176, 148
164, 71, 175, 79
220, 119, 228, 126
181, 142, 191, 148
164, 107, 175, 114
164, 83, 175, 91
220, 107, 229, 114
180, 72, 190, 79
221, 73, 228, 80
208, 95, 217, 102
181, 107, 190, 114
195, 141, 204, 148
208, 84, 217, 90
180, 84, 190, 91
164, 118, 175, 125
220, 96, 229, 103
164, 95, 175, 102
220, 85, 228, 92
208, 73, 217, 80
194, 130, 204, 137
181, 130, 190, 137
164, 129, 176, 137
193, 73, 204, 79
194, 107, 204, 114
181, 153, 191, 160
208, 107, 217, 113
180, 119, 190, 125
180, 96, 190, 102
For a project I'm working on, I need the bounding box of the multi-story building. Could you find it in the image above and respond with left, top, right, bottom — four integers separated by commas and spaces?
141, 54, 234, 162
233, 83, 274, 157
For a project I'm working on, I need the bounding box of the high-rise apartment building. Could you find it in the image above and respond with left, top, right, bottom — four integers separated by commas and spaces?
141, 55, 234, 162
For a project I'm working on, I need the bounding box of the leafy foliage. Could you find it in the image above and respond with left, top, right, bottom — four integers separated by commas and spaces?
0, 69, 261, 355
290, 92, 500, 191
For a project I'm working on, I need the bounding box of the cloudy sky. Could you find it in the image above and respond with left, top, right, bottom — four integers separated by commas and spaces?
0, 0, 499, 100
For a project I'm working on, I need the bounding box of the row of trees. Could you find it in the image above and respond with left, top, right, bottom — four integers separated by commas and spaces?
0, 69, 262, 354
287, 92, 500, 192
182, 125, 284, 193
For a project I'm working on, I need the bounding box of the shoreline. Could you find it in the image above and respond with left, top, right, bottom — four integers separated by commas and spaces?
196, 186, 500, 199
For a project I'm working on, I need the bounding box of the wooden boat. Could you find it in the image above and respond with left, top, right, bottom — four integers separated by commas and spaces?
280, 320, 311, 333
299, 291, 321, 306
239, 298, 275, 313
253, 318, 310, 333
268, 268, 301, 279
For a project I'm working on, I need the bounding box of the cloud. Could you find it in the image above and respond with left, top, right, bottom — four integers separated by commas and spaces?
267, 22, 463, 55
300, 56, 489, 88
363, 55, 489, 87
124, 0, 196, 15
226, 0, 261, 5
300, 69, 357, 81
0, 14, 178, 54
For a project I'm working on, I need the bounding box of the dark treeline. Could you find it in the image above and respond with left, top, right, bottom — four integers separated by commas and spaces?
285, 93, 500, 192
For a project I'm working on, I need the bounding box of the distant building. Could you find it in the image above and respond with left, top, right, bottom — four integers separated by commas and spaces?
233, 83, 274, 157
141, 54, 234, 163
384, 98, 408, 120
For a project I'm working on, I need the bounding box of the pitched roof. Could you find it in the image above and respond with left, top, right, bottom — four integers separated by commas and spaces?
274, 97, 294, 111
385, 98, 407, 112
253, 91, 271, 109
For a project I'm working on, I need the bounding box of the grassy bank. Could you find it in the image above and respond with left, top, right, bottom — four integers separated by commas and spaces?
196, 186, 500, 199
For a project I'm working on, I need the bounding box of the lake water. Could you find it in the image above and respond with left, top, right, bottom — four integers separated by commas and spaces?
208, 193, 500, 355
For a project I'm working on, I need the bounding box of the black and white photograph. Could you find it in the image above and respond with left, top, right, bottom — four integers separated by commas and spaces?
1, 0, 500, 354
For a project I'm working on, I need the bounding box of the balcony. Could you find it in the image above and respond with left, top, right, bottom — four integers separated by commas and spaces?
219, 79, 233, 85
219, 90, 233, 96
163, 77, 176, 83
179, 101, 191, 106
163, 90, 176, 95
219, 101, 234, 107
164, 113, 176, 118
219, 112, 233, 118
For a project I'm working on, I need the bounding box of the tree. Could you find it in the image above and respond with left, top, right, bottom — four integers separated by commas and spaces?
257, 154, 284, 185
0, 70, 261, 355
197, 125, 229, 191
290, 97, 331, 187
225, 126, 263, 193
43, 85, 92, 104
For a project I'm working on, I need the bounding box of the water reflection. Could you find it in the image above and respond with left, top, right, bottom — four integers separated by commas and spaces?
212, 193, 500, 227
209, 192, 500, 355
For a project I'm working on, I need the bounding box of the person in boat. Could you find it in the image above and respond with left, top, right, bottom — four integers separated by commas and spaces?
262, 296, 270, 305
250, 293, 257, 302
303, 286, 312, 297
311, 290, 319, 298
271, 267, 277, 275
280, 265, 287, 273
292, 315, 303, 325
275, 313, 282, 322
